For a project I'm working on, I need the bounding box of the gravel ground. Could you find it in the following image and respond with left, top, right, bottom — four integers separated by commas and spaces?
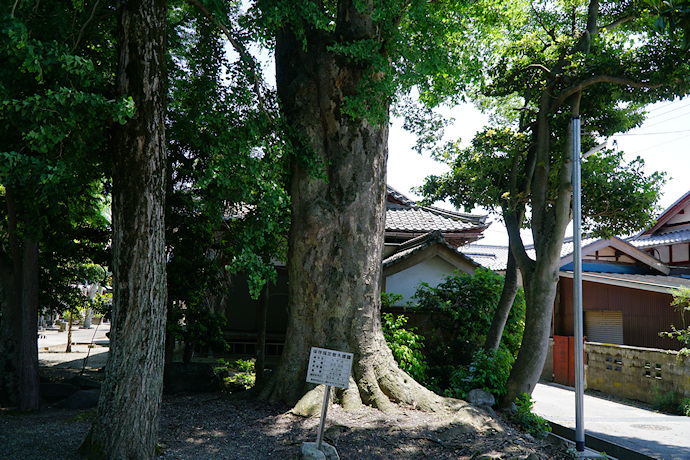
0, 348, 573, 460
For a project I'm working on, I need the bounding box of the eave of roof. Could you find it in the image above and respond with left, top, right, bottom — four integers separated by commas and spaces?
629, 229, 690, 248
559, 271, 690, 294
640, 190, 690, 236
383, 230, 479, 268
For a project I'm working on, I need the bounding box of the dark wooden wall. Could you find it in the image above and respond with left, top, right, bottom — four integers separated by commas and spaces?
555, 277, 684, 350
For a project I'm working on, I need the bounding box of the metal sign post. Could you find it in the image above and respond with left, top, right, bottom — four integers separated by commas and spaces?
572, 117, 608, 453
572, 116, 585, 452
305, 347, 354, 455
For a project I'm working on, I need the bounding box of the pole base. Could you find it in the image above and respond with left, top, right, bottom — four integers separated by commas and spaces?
301, 442, 340, 460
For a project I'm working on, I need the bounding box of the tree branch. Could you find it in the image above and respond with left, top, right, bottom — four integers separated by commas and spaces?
550, 75, 664, 113
600, 14, 635, 32
187, 0, 274, 124
72, 0, 101, 53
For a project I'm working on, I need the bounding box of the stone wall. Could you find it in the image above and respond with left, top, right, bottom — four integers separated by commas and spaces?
585, 342, 690, 405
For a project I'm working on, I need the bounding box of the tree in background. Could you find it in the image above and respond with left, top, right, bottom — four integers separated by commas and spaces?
422, 0, 685, 406
0, 2, 127, 410
165, 2, 289, 366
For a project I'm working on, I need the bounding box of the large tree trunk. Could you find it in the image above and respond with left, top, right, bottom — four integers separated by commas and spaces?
19, 240, 40, 411
80, 0, 168, 458
483, 249, 519, 351
0, 187, 35, 408
259, 1, 447, 413
0, 269, 21, 408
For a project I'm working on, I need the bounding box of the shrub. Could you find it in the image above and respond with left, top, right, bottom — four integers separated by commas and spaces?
510, 393, 552, 439
447, 347, 514, 400
382, 311, 428, 383
218, 358, 256, 392
411, 268, 525, 389
682, 398, 690, 417
653, 389, 682, 415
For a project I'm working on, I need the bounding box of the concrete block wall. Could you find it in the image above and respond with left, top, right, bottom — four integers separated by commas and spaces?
585, 342, 690, 405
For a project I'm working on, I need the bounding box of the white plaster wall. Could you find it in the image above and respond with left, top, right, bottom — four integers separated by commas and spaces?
666, 203, 690, 226
385, 256, 456, 306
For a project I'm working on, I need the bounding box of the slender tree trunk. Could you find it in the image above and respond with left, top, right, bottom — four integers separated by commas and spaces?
80, 1, 168, 457
259, 2, 448, 413
19, 240, 40, 411
500, 96, 576, 407
255, 283, 269, 384
66, 308, 74, 353
483, 249, 519, 351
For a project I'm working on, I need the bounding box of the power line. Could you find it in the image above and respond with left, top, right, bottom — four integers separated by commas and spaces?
630, 107, 690, 131
643, 98, 689, 119
627, 132, 690, 154
613, 129, 690, 136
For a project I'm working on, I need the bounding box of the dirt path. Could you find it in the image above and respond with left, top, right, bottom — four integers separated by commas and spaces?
0, 348, 573, 459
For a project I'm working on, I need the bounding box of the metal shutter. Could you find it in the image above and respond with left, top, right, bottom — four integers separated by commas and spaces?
585, 311, 623, 345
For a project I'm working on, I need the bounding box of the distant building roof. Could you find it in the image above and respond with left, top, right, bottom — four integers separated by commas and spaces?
629, 229, 690, 249
385, 186, 488, 244
560, 271, 690, 294
459, 244, 511, 272
383, 230, 478, 268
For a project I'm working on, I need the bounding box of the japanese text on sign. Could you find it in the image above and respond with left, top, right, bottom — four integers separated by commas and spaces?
306, 347, 353, 389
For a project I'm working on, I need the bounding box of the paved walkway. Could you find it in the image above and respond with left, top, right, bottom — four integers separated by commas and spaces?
532, 382, 690, 460
38, 323, 110, 370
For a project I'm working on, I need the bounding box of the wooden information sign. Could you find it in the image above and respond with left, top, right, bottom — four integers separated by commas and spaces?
306, 347, 353, 389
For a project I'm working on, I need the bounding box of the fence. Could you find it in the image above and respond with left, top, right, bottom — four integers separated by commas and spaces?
585, 342, 690, 405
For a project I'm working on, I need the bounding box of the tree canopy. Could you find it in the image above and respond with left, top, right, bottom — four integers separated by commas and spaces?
421, 0, 686, 405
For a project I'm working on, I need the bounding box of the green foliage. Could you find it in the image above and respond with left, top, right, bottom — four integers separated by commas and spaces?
447, 348, 515, 400
412, 269, 525, 379
659, 286, 690, 352
381, 312, 428, 383
647, 0, 690, 48
218, 358, 256, 391
682, 398, 690, 417
510, 393, 552, 439
653, 389, 683, 415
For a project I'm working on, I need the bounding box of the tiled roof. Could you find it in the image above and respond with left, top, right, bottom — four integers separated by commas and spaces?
459, 244, 511, 272
386, 206, 486, 233
386, 185, 417, 207
385, 185, 488, 234
628, 229, 690, 248
383, 230, 479, 268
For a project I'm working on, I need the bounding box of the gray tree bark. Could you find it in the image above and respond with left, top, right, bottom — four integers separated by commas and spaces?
259, 1, 448, 413
80, 0, 168, 457
482, 249, 519, 352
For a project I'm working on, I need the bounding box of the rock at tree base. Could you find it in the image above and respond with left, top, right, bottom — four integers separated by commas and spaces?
57, 389, 100, 409
301, 442, 339, 460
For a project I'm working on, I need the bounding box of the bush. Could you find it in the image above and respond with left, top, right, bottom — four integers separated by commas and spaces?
411, 268, 525, 389
653, 389, 682, 415
447, 347, 514, 400
217, 358, 256, 392
682, 398, 690, 417
381, 309, 428, 383
510, 393, 552, 439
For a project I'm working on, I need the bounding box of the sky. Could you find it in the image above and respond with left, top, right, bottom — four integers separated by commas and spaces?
386, 98, 690, 246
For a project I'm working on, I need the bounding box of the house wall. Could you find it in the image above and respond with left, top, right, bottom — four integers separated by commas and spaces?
555, 277, 682, 350
385, 256, 457, 306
